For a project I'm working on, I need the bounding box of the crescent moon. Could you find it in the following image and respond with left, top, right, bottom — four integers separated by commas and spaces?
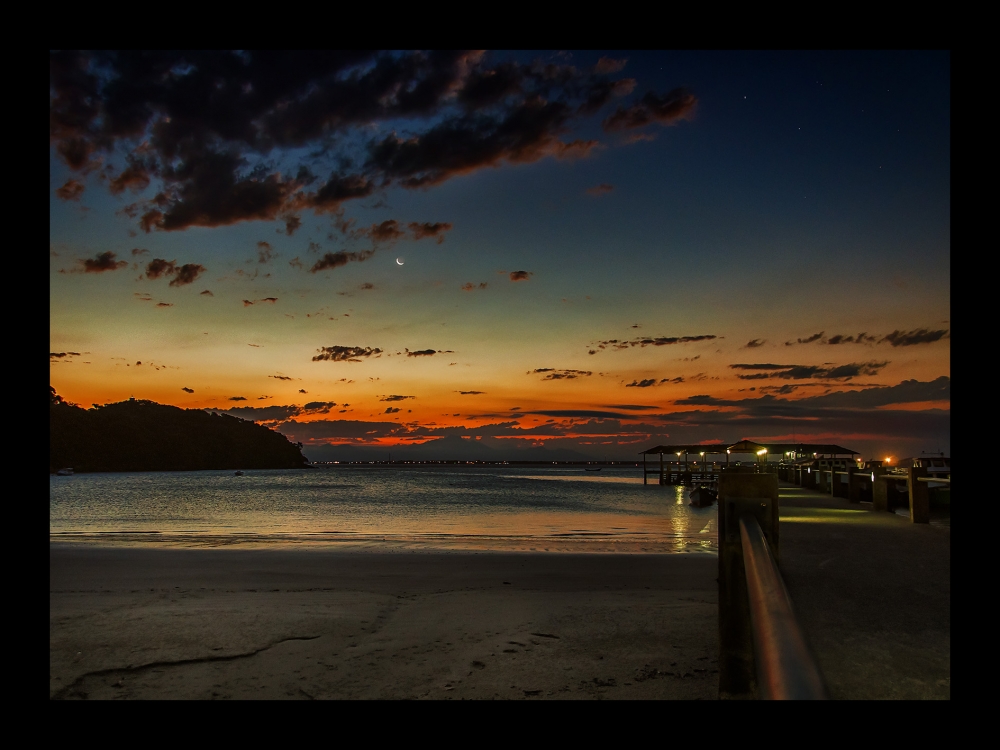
396, 258, 404, 266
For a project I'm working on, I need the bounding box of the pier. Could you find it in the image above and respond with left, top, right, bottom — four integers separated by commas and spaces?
645, 440, 950, 699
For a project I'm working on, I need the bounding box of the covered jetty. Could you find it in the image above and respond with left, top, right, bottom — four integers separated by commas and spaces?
639, 440, 858, 485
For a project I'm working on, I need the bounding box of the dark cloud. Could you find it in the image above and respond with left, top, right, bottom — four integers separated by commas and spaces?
603, 87, 696, 132
145, 258, 176, 279
312, 345, 383, 362
51, 51, 651, 233
745, 339, 766, 348
168, 263, 206, 286
243, 299, 254, 307
625, 379, 657, 388
406, 349, 437, 357
586, 183, 614, 196
593, 334, 716, 350
380, 394, 415, 402
257, 240, 274, 264
108, 155, 154, 195
384, 407, 401, 414
299, 389, 307, 394
461, 282, 488, 291
211, 404, 301, 422
228, 396, 247, 401
523, 409, 644, 419
531, 368, 592, 380
81, 251, 128, 273
55, 179, 84, 200
827, 333, 877, 345
181, 387, 194, 393
259, 297, 278, 303
510, 270, 532, 281
200, 289, 213, 296
269, 375, 293, 380
360, 282, 375, 290
409, 221, 453, 243
459, 391, 485, 395
729, 361, 890, 381
310, 250, 375, 273
156, 302, 173, 307
303, 401, 338, 414
282, 214, 302, 235
594, 57, 627, 74
880, 328, 949, 347
130, 247, 149, 256
361, 219, 406, 244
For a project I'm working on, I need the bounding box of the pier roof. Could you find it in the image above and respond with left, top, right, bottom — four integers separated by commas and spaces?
641, 440, 857, 456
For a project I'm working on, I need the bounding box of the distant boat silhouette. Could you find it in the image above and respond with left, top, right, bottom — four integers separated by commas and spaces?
234, 470, 244, 476
56, 467, 74, 476
585, 467, 601, 472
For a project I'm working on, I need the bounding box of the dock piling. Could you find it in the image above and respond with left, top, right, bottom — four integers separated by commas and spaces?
907, 466, 930, 524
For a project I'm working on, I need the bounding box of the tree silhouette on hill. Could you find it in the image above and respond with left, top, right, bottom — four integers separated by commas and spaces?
49, 387, 308, 473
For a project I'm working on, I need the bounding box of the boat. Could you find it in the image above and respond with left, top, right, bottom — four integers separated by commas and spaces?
234, 470, 244, 476
56, 467, 74, 476
585, 467, 602, 472
688, 485, 717, 507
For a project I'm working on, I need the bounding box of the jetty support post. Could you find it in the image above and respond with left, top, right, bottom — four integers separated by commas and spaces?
872, 469, 889, 512
847, 465, 861, 503
718, 469, 779, 699
659, 451, 664, 485
832, 468, 845, 498
907, 466, 930, 524
828, 467, 837, 496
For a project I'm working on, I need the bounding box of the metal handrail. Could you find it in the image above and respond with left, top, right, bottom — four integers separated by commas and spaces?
739, 514, 827, 699
918, 476, 950, 484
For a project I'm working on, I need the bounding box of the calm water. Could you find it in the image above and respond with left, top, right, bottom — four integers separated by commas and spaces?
49, 465, 718, 552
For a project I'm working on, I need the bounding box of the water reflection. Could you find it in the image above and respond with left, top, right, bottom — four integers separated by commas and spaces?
50, 465, 720, 552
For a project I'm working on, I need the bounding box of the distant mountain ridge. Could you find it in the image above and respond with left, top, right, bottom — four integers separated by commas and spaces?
298, 434, 594, 463
49, 388, 308, 473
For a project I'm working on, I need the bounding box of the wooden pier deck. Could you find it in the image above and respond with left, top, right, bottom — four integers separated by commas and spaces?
775, 481, 950, 699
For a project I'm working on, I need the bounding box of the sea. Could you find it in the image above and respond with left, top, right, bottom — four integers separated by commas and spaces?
49, 464, 718, 553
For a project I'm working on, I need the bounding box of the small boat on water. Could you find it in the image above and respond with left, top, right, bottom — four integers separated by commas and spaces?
56, 467, 74, 476
688, 485, 717, 507
585, 467, 602, 472
234, 470, 244, 476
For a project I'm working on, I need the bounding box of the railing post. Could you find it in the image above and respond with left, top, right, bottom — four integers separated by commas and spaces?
847, 466, 861, 503
832, 469, 846, 498
907, 466, 930, 524
659, 452, 664, 485
718, 469, 779, 699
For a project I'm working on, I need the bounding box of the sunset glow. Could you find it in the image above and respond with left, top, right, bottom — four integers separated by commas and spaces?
50, 51, 949, 461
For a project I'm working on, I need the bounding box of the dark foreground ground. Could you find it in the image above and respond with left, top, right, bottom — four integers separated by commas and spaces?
50, 548, 719, 699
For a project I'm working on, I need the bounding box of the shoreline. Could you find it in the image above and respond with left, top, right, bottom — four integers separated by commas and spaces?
49, 534, 719, 554
51, 545, 719, 699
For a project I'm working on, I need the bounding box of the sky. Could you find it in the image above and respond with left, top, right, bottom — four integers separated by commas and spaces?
49, 50, 950, 462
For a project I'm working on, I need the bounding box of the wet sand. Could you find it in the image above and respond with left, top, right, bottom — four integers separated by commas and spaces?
50, 545, 719, 699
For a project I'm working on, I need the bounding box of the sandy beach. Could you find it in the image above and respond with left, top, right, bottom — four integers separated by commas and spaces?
50, 545, 718, 699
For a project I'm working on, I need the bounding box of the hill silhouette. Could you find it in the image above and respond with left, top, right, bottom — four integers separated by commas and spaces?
50, 387, 308, 473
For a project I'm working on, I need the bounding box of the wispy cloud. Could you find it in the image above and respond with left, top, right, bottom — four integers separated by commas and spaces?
313, 345, 383, 362
729, 361, 890, 380
530, 368, 593, 380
